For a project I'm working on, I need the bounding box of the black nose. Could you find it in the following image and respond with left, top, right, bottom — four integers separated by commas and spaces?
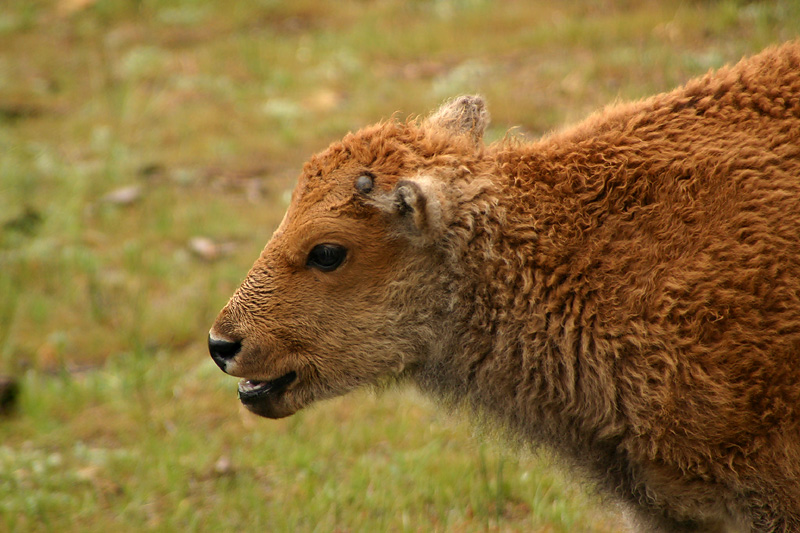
208, 335, 242, 372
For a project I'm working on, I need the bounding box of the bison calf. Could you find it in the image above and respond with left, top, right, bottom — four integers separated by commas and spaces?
210, 42, 800, 532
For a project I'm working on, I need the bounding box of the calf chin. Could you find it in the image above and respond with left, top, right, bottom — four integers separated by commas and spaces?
239, 395, 296, 419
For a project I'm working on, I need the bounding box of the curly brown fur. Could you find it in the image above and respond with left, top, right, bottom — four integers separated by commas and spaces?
210, 42, 800, 532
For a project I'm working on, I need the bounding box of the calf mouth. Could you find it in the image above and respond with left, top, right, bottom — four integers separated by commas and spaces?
237, 371, 298, 418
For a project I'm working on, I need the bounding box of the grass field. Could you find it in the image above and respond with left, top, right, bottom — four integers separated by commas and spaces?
1, 1, 798, 531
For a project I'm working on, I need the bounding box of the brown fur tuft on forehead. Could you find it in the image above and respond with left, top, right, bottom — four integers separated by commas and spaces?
301, 117, 483, 191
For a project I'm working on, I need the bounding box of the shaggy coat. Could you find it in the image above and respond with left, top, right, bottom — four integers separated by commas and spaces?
210, 42, 800, 532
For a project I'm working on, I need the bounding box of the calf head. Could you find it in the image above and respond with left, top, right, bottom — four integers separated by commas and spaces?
209, 96, 491, 418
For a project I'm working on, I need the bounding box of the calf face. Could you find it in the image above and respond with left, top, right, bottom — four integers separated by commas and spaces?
209, 96, 490, 418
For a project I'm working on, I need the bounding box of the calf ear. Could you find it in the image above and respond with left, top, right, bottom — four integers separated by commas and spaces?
424, 95, 489, 146
372, 174, 493, 245
394, 179, 440, 237
372, 178, 445, 242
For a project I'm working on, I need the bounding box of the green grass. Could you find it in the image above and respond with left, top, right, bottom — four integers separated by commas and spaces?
1, 0, 798, 531
3, 358, 617, 532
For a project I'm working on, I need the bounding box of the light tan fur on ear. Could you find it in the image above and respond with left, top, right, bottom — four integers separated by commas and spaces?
368, 176, 444, 242
425, 95, 489, 146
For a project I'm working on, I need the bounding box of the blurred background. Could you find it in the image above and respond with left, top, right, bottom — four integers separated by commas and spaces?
0, 1, 797, 531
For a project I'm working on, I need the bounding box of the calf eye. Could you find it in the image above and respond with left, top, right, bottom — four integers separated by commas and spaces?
306, 244, 347, 272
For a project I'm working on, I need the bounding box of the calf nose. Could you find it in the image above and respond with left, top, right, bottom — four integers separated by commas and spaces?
208, 334, 242, 372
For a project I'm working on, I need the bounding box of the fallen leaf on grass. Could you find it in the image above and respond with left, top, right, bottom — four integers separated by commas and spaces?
188, 237, 237, 261
102, 185, 142, 206
214, 455, 234, 476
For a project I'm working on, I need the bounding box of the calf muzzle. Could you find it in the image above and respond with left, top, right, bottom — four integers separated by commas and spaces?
208, 335, 242, 372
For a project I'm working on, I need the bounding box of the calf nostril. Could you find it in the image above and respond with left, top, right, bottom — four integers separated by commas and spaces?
208, 335, 242, 371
